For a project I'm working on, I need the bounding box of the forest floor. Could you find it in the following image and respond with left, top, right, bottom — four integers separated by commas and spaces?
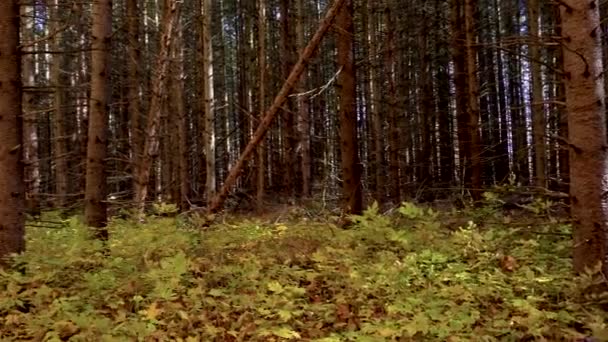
1, 197, 607, 341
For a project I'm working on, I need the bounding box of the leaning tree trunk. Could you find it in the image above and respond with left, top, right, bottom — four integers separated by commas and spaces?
133, 0, 180, 217
84, 0, 112, 239
0, 0, 25, 264
336, 0, 363, 215
208, 0, 347, 213
560, 0, 608, 275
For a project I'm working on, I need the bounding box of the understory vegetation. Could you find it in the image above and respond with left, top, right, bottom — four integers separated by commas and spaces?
1, 200, 607, 341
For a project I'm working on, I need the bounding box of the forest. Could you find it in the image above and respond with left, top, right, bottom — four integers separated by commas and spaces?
1, 0, 608, 340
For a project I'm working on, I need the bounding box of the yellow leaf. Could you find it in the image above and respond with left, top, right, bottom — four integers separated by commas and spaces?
142, 302, 163, 320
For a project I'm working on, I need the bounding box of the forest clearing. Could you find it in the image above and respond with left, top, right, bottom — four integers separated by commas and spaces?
1, 0, 608, 340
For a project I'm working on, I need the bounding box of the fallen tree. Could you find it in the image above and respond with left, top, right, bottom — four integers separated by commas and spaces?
208, 0, 346, 213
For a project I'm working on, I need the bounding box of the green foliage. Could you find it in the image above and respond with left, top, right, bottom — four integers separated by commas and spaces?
0, 205, 605, 341
152, 202, 179, 216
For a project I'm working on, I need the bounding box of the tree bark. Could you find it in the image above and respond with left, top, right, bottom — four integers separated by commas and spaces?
255, 0, 266, 204
133, 0, 180, 217
560, 0, 608, 274
126, 0, 142, 199
208, 0, 347, 213
464, 0, 482, 200
296, 0, 311, 198
84, 0, 112, 238
336, 0, 362, 215
0, 0, 25, 264
528, 0, 547, 188
281, 0, 297, 198
201, 0, 216, 199
385, 5, 401, 202
50, 0, 69, 207
21, 4, 40, 214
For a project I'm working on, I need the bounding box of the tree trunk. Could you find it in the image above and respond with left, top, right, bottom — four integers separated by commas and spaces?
451, 0, 471, 190
201, 0, 216, 200
560, 0, 608, 274
208, 0, 346, 213
133, 0, 180, 217
336, 0, 362, 215
385, 5, 401, 202
0, 0, 25, 264
21, 4, 40, 214
464, 0, 482, 200
126, 0, 142, 199
50, 0, 69, 207
281, 0, 297, 198
296, 0, 311, 198
85, 0, 112, 238
172, 20, 189, 211
528, 0, 547, 188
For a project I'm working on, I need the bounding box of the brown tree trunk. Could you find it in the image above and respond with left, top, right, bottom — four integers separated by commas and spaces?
256, 0, 267, 204
493, 0, 510, 182
21, 4, 40, 214
436, 0, 453, 187
296, 0, 311, 198
451, 0, 471, 190
201, 0, 215, 200
366, 1, 384, 203
464, 0, 482, 200
126, 0, 142, 199
528, 0, 547, 188
0, 0, 25, 264
560, 0, 608, 274
50, 0, 69, 207
208, 0, 346, 213
84, 0, 112, 238
281, 0, 297, 198
133, 0, 180, 217
385, 5, 401, 202
417, 5, 433, 188
172, 20, 189, 211
336, 0, 362, 215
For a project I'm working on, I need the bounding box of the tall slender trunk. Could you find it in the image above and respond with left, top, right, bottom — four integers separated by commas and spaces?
560, 0, 608, 274
126, 0, 142, 198
21, 4, 40, 214
0, 0, 25, 263
173, 20, 189, 211
451, 0, 471, 189
528, 0, 547, 187
464, 0, 482, 200
417, 5, 433, 187
385, 5, 400, 202
84, 0, 111, 238
493, 0, 510, 182
296, 0, 311, 198
201, 0, 215, 199
436, 0, 453, 187
281, 0, 297, 198
337, 0, 362, 215
363, 1, 382, 202
133, 0, 180, 216
50, 0, 68, 207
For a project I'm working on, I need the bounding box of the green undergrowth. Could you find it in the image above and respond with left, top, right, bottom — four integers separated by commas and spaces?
1, 203, 607, 341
